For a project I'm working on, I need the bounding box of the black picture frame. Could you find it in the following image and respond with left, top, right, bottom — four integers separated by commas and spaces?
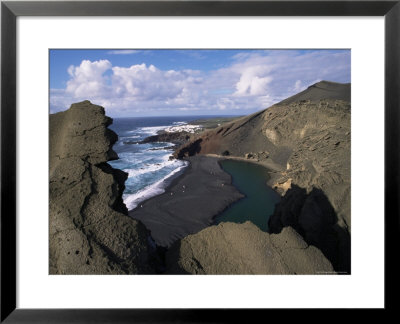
1, 0, 399, 321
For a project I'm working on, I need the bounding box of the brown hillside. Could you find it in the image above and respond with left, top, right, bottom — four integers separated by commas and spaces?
174, 81, 351, 272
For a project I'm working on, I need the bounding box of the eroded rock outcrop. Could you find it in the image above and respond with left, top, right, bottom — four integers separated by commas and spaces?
49, 101, 154, 274
166, 222, 334, 274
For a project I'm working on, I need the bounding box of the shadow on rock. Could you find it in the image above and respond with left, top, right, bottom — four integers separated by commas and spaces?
96, 162, 128, 215
269, 185, 350, 274
164, 240, 191, 275
174, 139, 203, 159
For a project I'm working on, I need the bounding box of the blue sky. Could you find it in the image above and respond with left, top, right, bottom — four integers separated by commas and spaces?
50, 49, 350, 117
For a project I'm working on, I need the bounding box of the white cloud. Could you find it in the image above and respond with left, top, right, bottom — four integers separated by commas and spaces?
235, 73, 273, 96
111, 64, 189, 100
293, 80, 304, 92
66, 59, 112, 98
229, 58, 275, 96
50, 50, 350, 117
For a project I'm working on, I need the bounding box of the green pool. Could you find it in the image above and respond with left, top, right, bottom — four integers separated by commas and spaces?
214, 159, 281, 232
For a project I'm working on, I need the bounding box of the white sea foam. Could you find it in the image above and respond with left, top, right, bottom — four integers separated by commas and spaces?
144, 142, 175, 150
122, 135, 140, 139
124, 158, 181, 177
111, 120, 196, 211
123, 160, 189, 210
139, 126, 169, 135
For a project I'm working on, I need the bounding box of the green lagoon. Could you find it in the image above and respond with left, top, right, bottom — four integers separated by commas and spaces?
215, 159, 281, 232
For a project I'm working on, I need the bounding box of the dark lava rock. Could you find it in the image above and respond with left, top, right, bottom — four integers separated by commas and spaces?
141, 131, 192, 144
173, 138, 203, 159
49, 100, 154, 274
124, 131, 192, 146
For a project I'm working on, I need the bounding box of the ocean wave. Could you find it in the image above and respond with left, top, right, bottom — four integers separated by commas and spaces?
144, 143, 175, 151
124, 158, 181, 177
123, 160, 188, 210
119, 148, 171, 164
120, 135, 140, 139
138, 126, 169, 135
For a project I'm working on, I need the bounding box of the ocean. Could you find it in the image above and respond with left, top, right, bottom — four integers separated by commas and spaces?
108, 116, 213, 210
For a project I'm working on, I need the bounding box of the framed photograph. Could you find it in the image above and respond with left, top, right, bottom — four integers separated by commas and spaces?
1, 0, 398, 321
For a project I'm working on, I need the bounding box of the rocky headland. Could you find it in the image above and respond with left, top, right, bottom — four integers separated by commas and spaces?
172, 81, 351, 273
123, 131, 193, 147
49, 101, 155, 274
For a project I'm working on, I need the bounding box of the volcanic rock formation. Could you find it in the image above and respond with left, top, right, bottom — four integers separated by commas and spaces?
49, 101, 154, 274
166, 222, 335, 274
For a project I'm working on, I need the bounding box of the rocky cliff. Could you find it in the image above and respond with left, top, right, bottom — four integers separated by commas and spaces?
174, 81, 351, 273
49, 101, 154, 274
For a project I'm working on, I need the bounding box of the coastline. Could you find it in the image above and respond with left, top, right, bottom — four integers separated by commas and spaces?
129, 155, 244, 248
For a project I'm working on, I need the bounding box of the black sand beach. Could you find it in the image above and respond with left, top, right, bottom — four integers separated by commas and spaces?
129, 155, 244, 247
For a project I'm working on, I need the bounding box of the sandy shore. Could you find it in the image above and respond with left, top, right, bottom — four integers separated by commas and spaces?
204, 153, 284, 172
204, 153, 285, 187
129, 155, 244, 248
